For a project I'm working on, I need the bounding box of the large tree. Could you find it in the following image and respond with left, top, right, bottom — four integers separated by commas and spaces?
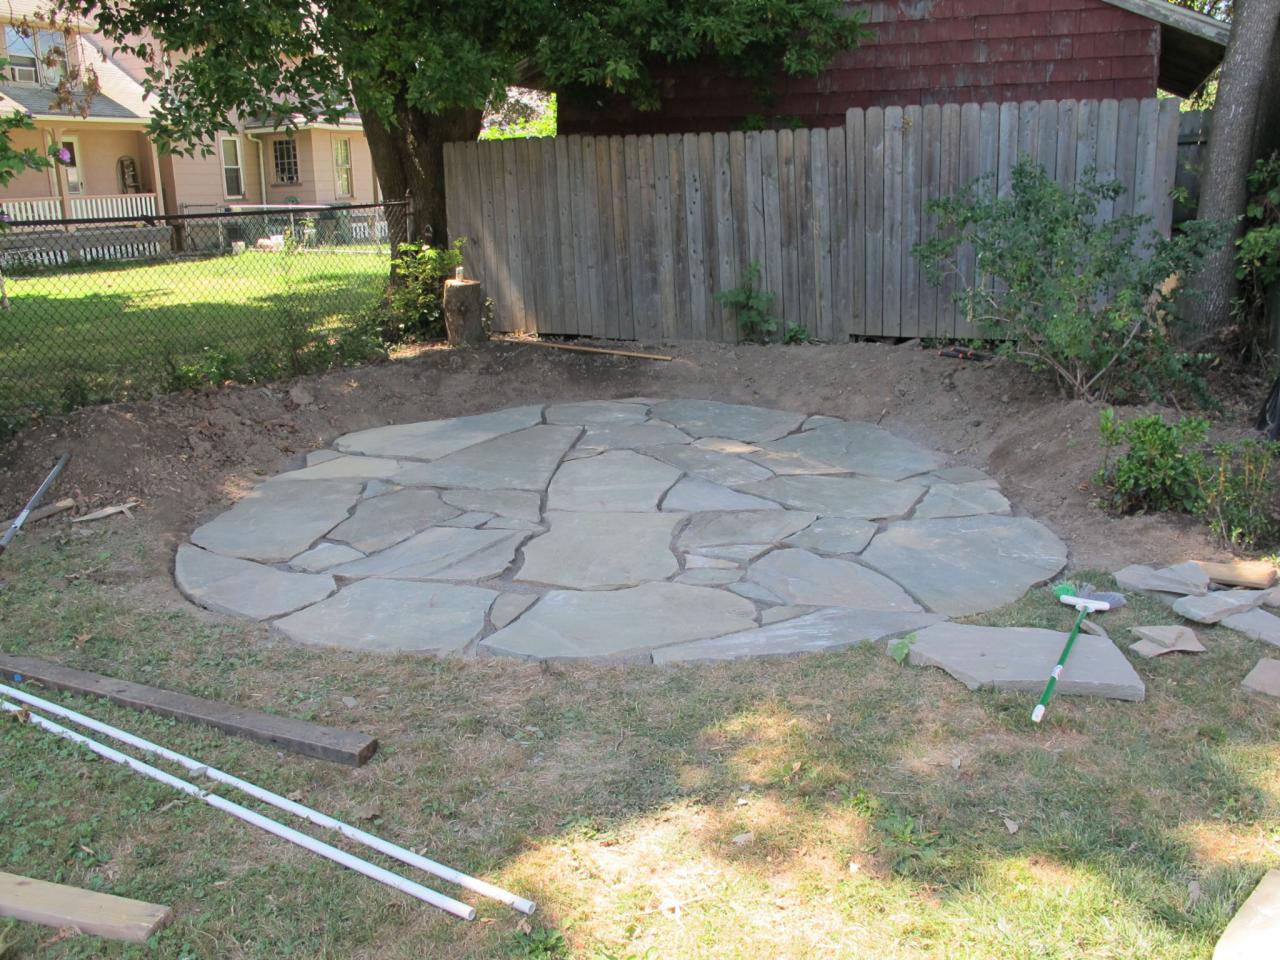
69, 0, 868, 245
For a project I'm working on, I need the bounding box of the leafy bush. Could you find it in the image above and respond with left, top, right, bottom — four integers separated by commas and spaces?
1235, 151, 1280, 348
1097, 408, 1207, 514
915, 160, 1224, 402
384, 239, 465, 342
1197, 440, 1279, 551
715, 262, 783, 342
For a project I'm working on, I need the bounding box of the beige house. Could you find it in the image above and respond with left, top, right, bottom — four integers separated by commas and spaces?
0, 8, 381, 222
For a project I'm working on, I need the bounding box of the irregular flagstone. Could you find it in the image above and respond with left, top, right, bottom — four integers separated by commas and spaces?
518, 511, 681, 589
1242, 660, 1280, 697
691, 543, 773, 563
362, 479, 398, 499
331, 527, 526, 581
329, 489, 460, 553
692, 437, 761, 455
334, 405, 544, 459
685, 554, 738, 569
913, 482, 1011, 519
491, 593, 537, 629
190, 480, 362, 563
274, 580, 496, 653
655, 608, 943, 664
576, 422, 694, 451
801, 415, 844, 430
1221, 607, 1280, 647
745, 548, 923, 611
1172, 589, 1265, 624
921, 466, 999, 487
675, 569, 742, 586
396, 424, 580, 491
1114, 564, 1160, 593
1129, 624, 1205, 658
546, 450, 681, 512
176, 544, 335, 620
907, 622, 1145, 701
481, 582, 758, 659
729, 580, 784, 604
783, 517, 878, 555
651, 399, 804, 443
289, 542, 365, 573
1211, 869, 1280, 960
761, 605, 816, 625
661, 477, 780, 512
738, 475, 924, 520
860, 515, 1068, 617
545, 400, 649, 425
268, 455, 405, 483
306, 449, 342, 466
1142, 561, 1211, 596
441, 489, 542, 522
643, 444, 774, 487
753, 420, 943, 481
483, 517, 544, 531
678, 510, 817, 550
439, 511, 495, 527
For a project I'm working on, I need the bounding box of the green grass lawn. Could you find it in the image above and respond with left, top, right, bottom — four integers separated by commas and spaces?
0, 250, 388, 415
0, 524, 1276, 959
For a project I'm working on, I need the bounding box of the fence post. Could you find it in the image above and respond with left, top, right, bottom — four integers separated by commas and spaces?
403, 191, 415, 249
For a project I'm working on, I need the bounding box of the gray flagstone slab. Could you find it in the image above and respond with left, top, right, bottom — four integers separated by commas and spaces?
546, 449, 681, 512
396, 424, 580, 491
518, 511, 681, 589
913, 482, 1011, 519
1173, 589, 1265, 624
1242, 660, 1280, 697
306, 449, 342, 466
176, 544, 335, 620
1221, 607, 1280, 646
643, 444, 774, 487
329, 488, 461, 553
289, 542, 365, 572
491, 593, 538, 629
691, 543, 774, 563
745, 548, 924, 611
274, 579, 496, 652
738, 475, 924, 520
268, 455, 405, 483
661, 477, 781, 512
678, 510, 817, 550
652, 399, 805, 443
545, 400, 649, 425
782, 517, 878, 555
920, 466, 999, 487
334, 405, 544, 459
675, 569, 742, 586
1129, 624, 1205, 658
577, 422, 694, 451
753, 420, 944, 480
331, 527, 526, 581
190, 479, 363, 563
441, 489, 542, 522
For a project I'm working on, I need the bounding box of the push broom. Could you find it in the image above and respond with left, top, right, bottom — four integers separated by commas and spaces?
1030, 583, 1112, 723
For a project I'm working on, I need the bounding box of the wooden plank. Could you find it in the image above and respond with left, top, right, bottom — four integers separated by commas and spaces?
580, 136, 605, 337
938, 103, 961, 338
978, 101, 1000, 311
0, 871, 171, 943
537, 140, 562, 333
652, 134, 677, 340
463, 143, 487, 287
568, 135, 591, 337
484, 143, 514, 332
1075, 99, 1099, 181
500, 139, 528, 332
443, 143, 461, 247
1154, 97, 1182, 238
810, 128, 833, 341
760, 131, 784, 334
1017, 99, 1039, 168
698, 132, 720, 341
714, 131, 738, 343
919, 103, 942, 339
1037, 99, 1059, 180
1114, 98, 1141, 219
609, 135, 633, 339
729, 131, 750, 344
827, 125, 850, 341
901, 105, 923, 339
1056, 99, 1078, 187
881, 106, 903, 338
847, 108, 867, 337
864, 107, 885, 336
634, 135, 661, 342
515, 139, 542, 332
955, 101, 981, 339
1194, 560, 1278, 590
794, 128, 816, 339
777, 129, 800, 334
1133, 97, 1159, 245
682, 133, 708, 341
595, 136, 619, 339
745, 131, 766, 296
1095, 99, 1120, 221
997, 100, 1019, 198
0, 654, 378, 765
669, 135, 692, 339
623, 135, 643, 340
554, 137, 580, 335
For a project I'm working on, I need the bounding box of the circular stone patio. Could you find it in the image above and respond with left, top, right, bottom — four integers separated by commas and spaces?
176, 399, 1068, 662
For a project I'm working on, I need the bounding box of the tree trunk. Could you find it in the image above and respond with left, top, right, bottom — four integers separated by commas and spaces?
1191, 0, 1280, 334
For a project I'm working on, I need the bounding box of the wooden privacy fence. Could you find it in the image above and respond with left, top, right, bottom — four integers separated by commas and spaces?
444, 97, 1184, 342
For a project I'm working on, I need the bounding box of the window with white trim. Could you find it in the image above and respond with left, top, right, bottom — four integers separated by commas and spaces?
221, 137, 244, 198
272, 138, 300, 184
3, 26, 68, 85
333, 137, 353, 197
60, 137, 82, 194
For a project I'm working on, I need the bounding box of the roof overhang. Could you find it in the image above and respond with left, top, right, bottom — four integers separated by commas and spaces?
1101, 0, 1228, 98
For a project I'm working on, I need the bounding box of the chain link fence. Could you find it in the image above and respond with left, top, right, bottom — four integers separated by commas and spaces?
0, 200, 407, 429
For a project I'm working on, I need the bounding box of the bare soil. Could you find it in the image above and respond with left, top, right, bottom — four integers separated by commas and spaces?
0, 339, 1265, 591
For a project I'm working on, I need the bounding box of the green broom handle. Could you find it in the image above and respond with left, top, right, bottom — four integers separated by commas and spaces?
1031, 606, 1087, 723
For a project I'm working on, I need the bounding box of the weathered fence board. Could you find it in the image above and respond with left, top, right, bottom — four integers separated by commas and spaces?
446, 96, 1189, 342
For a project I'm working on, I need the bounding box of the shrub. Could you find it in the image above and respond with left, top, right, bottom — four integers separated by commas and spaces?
715, 262, 782, 342
914, 160, 1224, 402
1096, 408, 1207, 514
1234, 151, 1280, 350
1197, 440, 1280, 551
384, 239, 465, 341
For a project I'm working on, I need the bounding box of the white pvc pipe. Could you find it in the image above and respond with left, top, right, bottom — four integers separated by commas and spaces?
1, 698, 476, 921
0, 681, 535, 915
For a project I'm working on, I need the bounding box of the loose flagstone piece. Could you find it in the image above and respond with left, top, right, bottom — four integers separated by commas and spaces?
745, 548, 923, 611
651, 399, 805, 443
1259, 586, 1280, 608
289, 542, 365, 573
1221, 608, 1280, 647
661, 477, 780, 512
738, 475, 924, 520
906, 622, 1145, 701
1114, 564, 1160, 593
331, 527, 525, 581
1172, 590, 1265, 624
518, 512, 681, 589
1135, 561, 1211, 596
481, 582, 758, 659
577, 422, 693, 451
441, 489, 542, 522
655, 608, 943, 663
545, 400, 648, 425
643, 444, 774, 487
190, 480, 362, 563
782, 517, 877, 555
913, 482, 1011, 519
860, 515, 1068, 617
396, 424, 580, 491
678, 510, 817, 550
334, 405, 544, 459
329, 489, 460, 553
1241, 660, 1280, 698
268, 455, 405, 483
176, 545, 335, 620
754, 420, 944, 481
1212, 869, 1280, 960
491, 593, 537, 629
1129, 624, 1205, 658
546, 450, 681, 512
275, 580, 496, 653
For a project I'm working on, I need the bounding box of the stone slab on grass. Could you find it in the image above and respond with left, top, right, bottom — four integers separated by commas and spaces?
518, 511, 681, 589
481, 582, 758, 659
745, 548, 923, 612
1173, 590, 1265, 624
190, 479, 363, 563
654, 608, 943, 663
861, 515, 1068, 617
1115, 561, 1209, 597
907, 622, 1145, 701
1241, 659, 1280, 697
1129, 624, 1205, 658
334, 405, 543, 459
329, 489, 461, 553
274, 579, 496, 653
753, 420, 943, 481
546, 449, 681, 512
331, 527, 526, 581
738, 475, 924, 520
782, 517, 877, 555
661, 477, 780, 512
1221, 608, 1280, 647
913, 482, 1011, 520
396, 424, 580, 491
1212, 869, 1280, 960
176, 544, 335, 620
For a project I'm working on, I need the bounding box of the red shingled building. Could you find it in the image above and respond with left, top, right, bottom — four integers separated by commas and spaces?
557, 0, 1227, 135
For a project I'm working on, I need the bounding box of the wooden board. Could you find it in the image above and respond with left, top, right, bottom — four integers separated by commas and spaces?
863, 108, 885, 336
882, 106, 903, 338
847, 109, 867, 337
777, 129, 800, 333
827, 125, 850, 340
919, 103, 943, 339
0, 871, 171, 943
0, 654, 378, 766
652, 134, 677, 340
1194, 561, 1277, 590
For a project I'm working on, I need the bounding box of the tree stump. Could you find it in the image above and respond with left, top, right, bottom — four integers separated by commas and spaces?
443, 278, 486, 345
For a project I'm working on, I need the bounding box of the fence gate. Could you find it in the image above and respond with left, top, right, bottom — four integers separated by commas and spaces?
444, 96, 1187, 342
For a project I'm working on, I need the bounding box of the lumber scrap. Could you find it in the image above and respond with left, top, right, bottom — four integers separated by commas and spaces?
71, 501, 140, 523
499, 337, 674, 361
0, 654, 378, 766
0, 871, 171, 943
1195, 561, 1277, 590
0, 498, 75, 534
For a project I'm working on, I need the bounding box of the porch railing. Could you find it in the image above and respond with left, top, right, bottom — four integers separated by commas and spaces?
1, 193, 158, 223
